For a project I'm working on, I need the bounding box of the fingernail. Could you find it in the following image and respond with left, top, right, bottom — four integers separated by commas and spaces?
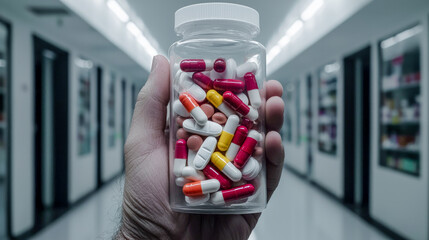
151, 55, 159, 72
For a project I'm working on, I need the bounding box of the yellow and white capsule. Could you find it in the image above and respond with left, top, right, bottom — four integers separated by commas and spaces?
217, 115, 240, 151
206, 89, 235, 117
210, 152, 242, 182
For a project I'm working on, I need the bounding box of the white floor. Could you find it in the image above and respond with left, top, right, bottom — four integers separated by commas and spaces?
29, 169, 390, 240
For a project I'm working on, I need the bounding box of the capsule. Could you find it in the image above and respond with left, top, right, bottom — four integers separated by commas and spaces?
224, 58, 237, 79
234, 130, 262, 169
174, 139, 187, 177
222, 91, 258, 121
192, 72, 213, 91
173, 99, 190, 117
179, 93, 208, 126
226, 126, 248, 160
176, 72, 206, 102
194, 137, 217, 170
211, 152, 242, 182
175, 177, 192, 187
213, 79, 245, 93
182, 119, 223, 137
237, 93, 249, 105
217, 115, 240, 151
241, 157, 261, 180
180, 59, 213, 72
213, 58, 226, 72
182, 179, 220, 196
202, 163, 232, 189
240, 117, 254, 130
236, 62, 258, 78
206, 89, 235, 117
181, 166, 206, 181
244, 72, 262, 108
185, 194, 210, 205
211, 184, 255, 205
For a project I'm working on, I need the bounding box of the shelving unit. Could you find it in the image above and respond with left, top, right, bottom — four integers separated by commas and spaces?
378, 25, 422, 176
0, 22, 8, 180
317, 63, 339, 155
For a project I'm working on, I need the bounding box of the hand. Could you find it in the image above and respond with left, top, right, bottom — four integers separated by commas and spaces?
117, 55, 284, 240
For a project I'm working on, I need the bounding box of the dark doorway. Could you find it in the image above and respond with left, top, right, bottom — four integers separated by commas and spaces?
343, 46, 371, 212
33, 36, 69, 227
306, 74, 313, 178
96, 66, 103, 188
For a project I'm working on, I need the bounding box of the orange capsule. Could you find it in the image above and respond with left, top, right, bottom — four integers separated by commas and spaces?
182, 179, 220, 196
179, 93, 207, 126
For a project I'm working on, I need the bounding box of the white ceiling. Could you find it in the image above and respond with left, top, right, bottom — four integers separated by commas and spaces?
124, 0, 299, 55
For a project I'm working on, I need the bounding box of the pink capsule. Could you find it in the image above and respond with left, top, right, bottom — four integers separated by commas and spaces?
203, 163, 232, 189
223, 91, 258, 121
211, 184, 255, 205
174, 139, 187, 177
234, 130, 262, 169
244, 73, 261, 108
226, 126, 248, 160
214, 58, 226, 72
240, 118, 254, 129
192, 72, 213, 91
180, 59, 213, 72
213, 79, 245, 93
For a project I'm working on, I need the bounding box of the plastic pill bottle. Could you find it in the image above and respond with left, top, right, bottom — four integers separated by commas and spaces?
169, 2, 266, 214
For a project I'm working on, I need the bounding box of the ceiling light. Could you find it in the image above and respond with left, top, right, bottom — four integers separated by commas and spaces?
301, 0, 324, 21
137, 35, 157, 57
381, 25, 422, 49
324, 62, 340, 73
267, 45, 281, 64
286, 20, 303, 37
107, 0, 129, 23
126, 22, 142, 37
75, 58, 94, 69
278, 35, 291, 47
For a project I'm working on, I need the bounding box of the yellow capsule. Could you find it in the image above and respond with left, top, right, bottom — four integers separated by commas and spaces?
211, 152, 229, 170
206, 89, 223, 108
217, 115, 240, 151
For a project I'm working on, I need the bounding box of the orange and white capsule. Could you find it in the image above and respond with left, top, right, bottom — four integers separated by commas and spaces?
182, 179, 220, 196
179, 93, 207, 126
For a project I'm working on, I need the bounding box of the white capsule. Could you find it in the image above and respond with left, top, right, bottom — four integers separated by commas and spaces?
187, 149, 197, 168
245, 106, 259, 121
224, 58, 237, 79
173, 99, 190, 117
223, 162, 242, 182
217, 115, 240, 151
217, 102, 235, 117
173, 157, 187, 177
185, 194, 210, 205
175, 177, 192, 187
182, 119, 223, 136
248, 130, 263, 142
177, 72, 206, 102
242, 157, 261, 180
210, 191, 225, 205
226, 143, 240, 160
236, 62, 258, 78
200, 179, 221, 193
237, 93, 249, 105
181, 166, 206, 181
248, 89, 262, 109
189, 107, 208, 126
194, 137, 217, 170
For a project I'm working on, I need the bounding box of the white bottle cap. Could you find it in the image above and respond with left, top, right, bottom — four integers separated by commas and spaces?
175, 3, 259, 34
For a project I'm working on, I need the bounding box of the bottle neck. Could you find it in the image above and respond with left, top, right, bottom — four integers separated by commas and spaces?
177, 20, 259, 40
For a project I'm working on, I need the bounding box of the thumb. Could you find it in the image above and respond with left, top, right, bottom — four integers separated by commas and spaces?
125, 55, 170, 157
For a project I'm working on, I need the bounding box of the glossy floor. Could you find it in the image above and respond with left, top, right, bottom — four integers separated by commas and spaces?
29, 169, 389, 240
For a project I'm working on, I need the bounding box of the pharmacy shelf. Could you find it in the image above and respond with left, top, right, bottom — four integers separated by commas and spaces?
382, 82, 420, 93
381, 146, 420, 154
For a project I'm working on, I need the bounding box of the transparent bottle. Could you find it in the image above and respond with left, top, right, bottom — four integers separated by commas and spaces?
169, 3, 266, 214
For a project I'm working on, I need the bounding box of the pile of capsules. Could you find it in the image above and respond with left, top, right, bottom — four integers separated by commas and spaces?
173, 58, 263, 206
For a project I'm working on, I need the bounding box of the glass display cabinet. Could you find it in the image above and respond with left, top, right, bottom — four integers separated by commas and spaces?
379, 25, 422, 176
318, 62, 339, 155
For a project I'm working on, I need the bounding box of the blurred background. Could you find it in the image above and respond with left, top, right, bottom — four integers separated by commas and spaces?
0, 0, 428, 239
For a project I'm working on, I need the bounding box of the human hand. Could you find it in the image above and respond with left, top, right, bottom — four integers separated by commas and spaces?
117, 55, 284, 240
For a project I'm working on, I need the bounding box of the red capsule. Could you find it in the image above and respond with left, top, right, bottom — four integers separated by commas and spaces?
214, 58, 226, 72
192, 72, 213, 91
202, 163, 232, 189
213, 79, 245, 93
231, 126, 248, 145
222, 91, 250, 116
180, 59, 213, 72
240, 118, 254, 129
211, 184, 255, 204
244, 72, 258, 90
234, 130, 262, 169
175, 139, 187, 159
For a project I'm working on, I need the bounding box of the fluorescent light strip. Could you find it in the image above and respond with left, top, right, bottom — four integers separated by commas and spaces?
381, 25, 422, 49
286, 20, 303, 37
301, 0, 324, 21
107, 0, 129, 23
126, 22, 142, 37
267, 45, 281, 64
126, 22, 157, 57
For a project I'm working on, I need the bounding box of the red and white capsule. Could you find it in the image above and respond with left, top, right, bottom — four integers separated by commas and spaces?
179, 93, 207, 126
234, 130, 262, 169
174, 139, 187, 177
180, 59, 213, 72
182, 179, 220, 196
225, 126, 248, 160
213, 58, 226, 72
210, 184, 255, 205
202, 163, 232, 189
222, 91, 258, 121
213, 79, 245, 93
244, 72, 261, 108
192, 72, 213, 91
